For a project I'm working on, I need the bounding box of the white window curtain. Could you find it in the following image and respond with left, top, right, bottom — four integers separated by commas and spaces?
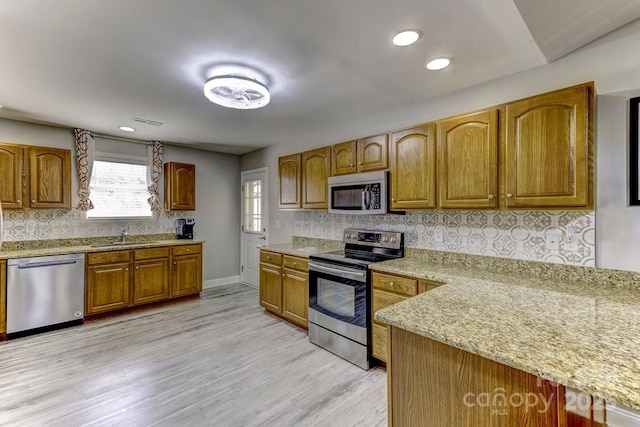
73, 128, 96, 210
146, 141, 163, 211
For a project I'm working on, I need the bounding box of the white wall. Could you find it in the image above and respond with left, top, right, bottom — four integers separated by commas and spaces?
0, 118, 241, 281
241, 19, 640, 271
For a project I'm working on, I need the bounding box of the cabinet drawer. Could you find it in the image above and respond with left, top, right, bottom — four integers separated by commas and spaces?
87, 250, 131, 265
282, 255, 308, 271
135, 247, 170, 260
372, 289, 408, 322
172, 244, 202, 256
372, 323, 388, 362
260, 251, 282, 265
372, 272, 417, 297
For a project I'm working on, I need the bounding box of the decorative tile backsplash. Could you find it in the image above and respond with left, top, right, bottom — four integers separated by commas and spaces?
1, 210, 190, 242
293, 210, 596, 266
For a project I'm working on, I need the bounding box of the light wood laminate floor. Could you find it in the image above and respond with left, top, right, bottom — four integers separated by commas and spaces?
0, 284, 387, 426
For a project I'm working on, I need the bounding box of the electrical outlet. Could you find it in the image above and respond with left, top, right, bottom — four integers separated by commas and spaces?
434, 228, 444, 243
546, 232, 561, 251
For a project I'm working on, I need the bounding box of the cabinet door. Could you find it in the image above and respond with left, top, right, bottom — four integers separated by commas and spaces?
164, 162, 196, 211
302, 147, 331, 209
357, 133, 388, 172
28, 147, 71, 209
390, 123, 437, 210
86, 263, 131, 314
281, 268, 308, 328
438, 110, 498, 208
133, 258, 170, 305
0, 144, 25, 209
278, 153, 302, 209
171, 253, 202, 297
331, 140, 357, 176
0, 260, 6, 334
504, 83, 593, 208
259, 263, 282, 313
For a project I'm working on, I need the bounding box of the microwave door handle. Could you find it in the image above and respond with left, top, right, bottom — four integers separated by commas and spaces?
362, 185, 371, 210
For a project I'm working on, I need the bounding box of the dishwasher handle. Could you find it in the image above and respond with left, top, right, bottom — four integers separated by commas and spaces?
17, 259, 79, 269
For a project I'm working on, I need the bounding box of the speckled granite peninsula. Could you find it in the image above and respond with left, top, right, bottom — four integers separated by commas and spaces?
374, 250, 640, 411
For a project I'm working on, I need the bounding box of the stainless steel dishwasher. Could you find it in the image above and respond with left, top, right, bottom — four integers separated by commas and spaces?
7, 253, 85, 337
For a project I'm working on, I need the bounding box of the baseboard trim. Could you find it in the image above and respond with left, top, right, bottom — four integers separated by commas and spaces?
203, 275, 241, 289
607, 404, 640, 427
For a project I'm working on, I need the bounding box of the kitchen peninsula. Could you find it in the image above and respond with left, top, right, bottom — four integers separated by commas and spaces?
375, 254, 640, 426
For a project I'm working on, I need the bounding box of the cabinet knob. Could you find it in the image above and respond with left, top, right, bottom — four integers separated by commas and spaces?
350, 163, 354, 167
506, 193, 513, 199
186, 249, 190, 252
136, 266, 139, 270
174, 261, 177, 265
359, 162, 363, 165
17, 199, 20, 203
488, 194, 495, 200
31, 199, 36, 203
389, 282, 395, 287
125, 268, 129, 271
293, 262, 297, 267
267, 256, 271, 260
392, 198, 396, 202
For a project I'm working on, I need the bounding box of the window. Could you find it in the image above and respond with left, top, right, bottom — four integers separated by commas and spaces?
244, 179, 262, 232
86, 154, 152, 219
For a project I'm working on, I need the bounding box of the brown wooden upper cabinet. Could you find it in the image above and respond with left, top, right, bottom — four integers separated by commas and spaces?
28, 147, 71, 209
164, 162, 196, 211
278, 153, 302, 209
438, 109, 499, 209
302, 146, 331, 209
331, 133, 389, 176
0, 143, 71, 210
0, 143, 25, 209
503, 82, 593, 208
390, 123, 437, 210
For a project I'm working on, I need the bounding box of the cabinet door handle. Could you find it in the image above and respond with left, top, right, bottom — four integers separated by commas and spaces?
506, 193, 513, 199
488, 194, 495, 200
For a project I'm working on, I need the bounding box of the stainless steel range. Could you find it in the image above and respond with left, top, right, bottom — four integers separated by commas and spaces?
308, 229, 404, 369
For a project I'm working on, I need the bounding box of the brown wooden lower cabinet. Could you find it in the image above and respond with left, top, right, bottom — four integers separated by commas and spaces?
86, 243, 202, 316
259, 250, 309, 329
133, 247, 170, 305
371, 270, 443, 362
388, 326, 606, 427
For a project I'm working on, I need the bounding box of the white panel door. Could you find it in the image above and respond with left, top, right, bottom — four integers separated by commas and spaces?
240, 168, 268, 286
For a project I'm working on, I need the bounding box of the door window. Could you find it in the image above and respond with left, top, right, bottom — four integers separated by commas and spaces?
244, 179, 262, 233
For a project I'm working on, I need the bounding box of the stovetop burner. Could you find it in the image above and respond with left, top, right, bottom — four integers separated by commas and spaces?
309, 229, 404, 267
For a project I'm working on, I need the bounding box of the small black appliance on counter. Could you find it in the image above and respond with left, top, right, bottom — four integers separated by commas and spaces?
176, 218, 195, 239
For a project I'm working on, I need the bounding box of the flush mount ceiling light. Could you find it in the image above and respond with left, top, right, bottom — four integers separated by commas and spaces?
204, 74, 270, 110
426, 57, 452, 70
392, 30, 422, 47
119, 126, 135, 132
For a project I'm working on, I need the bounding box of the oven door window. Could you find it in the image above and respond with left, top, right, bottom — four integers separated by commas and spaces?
309, 271, 367, 327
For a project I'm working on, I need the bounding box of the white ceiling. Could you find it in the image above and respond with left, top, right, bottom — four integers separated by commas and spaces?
0, 0, 639, 155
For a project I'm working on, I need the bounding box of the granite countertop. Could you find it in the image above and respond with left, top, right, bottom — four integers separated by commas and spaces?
0, 238, 204, 260
260, 243, 331, 258
374, 257, 640, 410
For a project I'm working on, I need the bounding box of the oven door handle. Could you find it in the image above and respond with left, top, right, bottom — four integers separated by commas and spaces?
309, 261, 367, 282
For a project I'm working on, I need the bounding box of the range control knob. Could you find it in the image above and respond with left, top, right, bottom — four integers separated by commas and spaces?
383, 236, 389, 242
390, 237, 396, 243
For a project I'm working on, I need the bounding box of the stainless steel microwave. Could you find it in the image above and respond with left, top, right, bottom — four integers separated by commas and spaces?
328, 171, 388, 214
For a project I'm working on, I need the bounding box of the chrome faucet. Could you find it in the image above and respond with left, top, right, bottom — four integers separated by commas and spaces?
121, 228, 128, 243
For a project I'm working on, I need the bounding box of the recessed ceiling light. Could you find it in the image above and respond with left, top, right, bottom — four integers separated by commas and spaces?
119, 126, 135, 132
392, 30, 422, 47
426, 57, 451, 70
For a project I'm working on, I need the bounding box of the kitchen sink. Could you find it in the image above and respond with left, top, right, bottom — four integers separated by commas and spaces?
90, 241, 156, 248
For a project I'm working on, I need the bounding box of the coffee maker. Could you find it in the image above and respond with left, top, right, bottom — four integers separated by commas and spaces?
175, 218, 195, 239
